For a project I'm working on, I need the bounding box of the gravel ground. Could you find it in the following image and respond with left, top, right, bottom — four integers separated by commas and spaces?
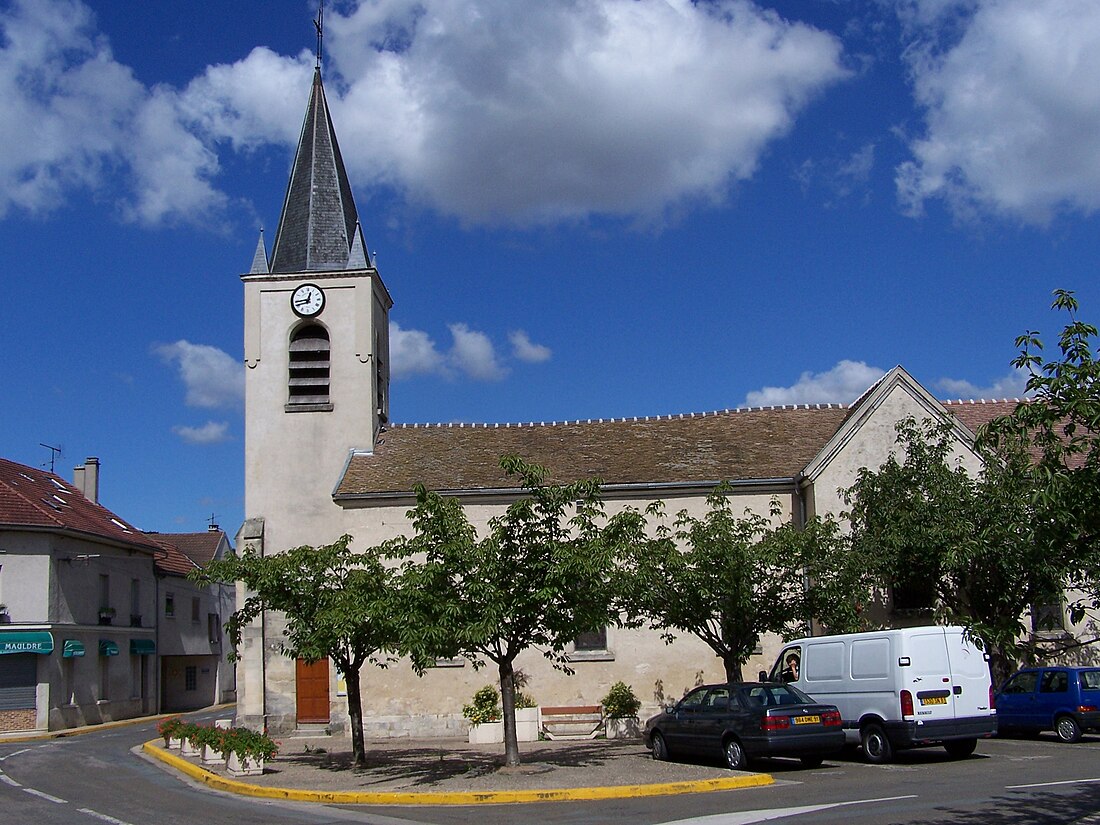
172, 735, 741, 793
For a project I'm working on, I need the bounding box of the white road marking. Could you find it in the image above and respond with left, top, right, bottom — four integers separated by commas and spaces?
22, 787, 67, 803
655, 795, 919, 824
0, 773, 22, 787
78, 808, 137, 825
0, 748, 32, 761
1007, 777, 1100, 790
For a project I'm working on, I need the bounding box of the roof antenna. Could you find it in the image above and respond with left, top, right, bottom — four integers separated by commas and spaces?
314, 1, 324, 70
39, 442, 62, 473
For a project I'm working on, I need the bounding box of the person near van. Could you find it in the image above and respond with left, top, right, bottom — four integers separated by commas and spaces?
782, 651, 801, 683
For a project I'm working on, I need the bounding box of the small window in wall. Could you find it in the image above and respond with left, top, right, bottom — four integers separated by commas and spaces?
165, 592, 175, 618
99, 574, 110, 612
574, 628, 607, 651
191, 596, 200, 623
288, 324, 331, 406
208, 613, 221, 647
1032, 596, 1066, 632
185, 665, 197, 692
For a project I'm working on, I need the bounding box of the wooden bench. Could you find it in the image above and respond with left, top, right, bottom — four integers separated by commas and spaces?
540, 705, 603, 740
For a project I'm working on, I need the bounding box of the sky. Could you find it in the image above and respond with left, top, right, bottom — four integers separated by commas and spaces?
2, 0, 1099, 537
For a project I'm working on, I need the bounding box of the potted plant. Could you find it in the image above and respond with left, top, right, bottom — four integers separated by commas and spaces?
180, 722, 202, 758
193, 724, 226, 765
514, 689, 540, 742
463, 685, 503, 744
602, 681, 642, 739
0, 604, 10, 624
222, 727, 278, 776
157, 716, 186, 749
98, 606, 116, 626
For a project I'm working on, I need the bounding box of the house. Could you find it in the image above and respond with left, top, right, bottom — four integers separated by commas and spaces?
145, 529, 237, 711
0, 457, 161, 733
234, 63, 1076, 738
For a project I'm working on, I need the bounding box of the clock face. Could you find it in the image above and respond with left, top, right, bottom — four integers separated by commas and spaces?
291, 283, 325, 317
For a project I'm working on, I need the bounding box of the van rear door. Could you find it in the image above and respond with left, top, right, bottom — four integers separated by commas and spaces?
944, 628, 993, 721
905, 629, 957, 727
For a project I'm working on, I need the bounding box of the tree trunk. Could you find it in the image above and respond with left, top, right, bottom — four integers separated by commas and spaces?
722, 653, 743, 683
343, 664, 367, 767
498, 658, 521, 767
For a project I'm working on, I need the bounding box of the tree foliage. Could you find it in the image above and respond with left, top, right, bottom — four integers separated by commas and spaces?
194, 535, 398, 767
980, 289, 1100, 627
844, 417, 1057, 681
391, 455, 624, 766
622, 490, 870, 683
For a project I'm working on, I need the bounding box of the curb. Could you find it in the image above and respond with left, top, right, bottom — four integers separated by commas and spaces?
142, 740, 774, 805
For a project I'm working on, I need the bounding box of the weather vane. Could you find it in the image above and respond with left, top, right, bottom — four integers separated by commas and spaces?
314, 1, 324, 70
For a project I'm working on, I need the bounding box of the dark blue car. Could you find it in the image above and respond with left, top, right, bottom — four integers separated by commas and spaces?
995, 667, 1100, 742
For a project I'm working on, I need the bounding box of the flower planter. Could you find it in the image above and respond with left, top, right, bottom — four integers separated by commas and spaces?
515, 707, 540, 742
164, 736, 182, 750
226, 751, 264, 777
201, 745, 226, 765
604, 716, 641, 740
468, 720, 504, 744
181, 739, 201, 758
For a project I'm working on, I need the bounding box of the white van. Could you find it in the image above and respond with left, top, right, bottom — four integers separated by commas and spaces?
770, 626, 996, 763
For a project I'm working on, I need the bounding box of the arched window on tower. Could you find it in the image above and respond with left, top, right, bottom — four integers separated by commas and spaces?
287, 324, 331, 409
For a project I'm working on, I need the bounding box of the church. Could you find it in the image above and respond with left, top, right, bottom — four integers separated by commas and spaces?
234, 63, 1027, 738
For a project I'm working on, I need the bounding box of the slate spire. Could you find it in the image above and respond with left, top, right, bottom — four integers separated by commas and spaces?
269, 67, 363, 273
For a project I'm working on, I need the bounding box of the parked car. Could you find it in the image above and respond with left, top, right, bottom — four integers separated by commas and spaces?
643, 682, 845, 771
995, 667, 1100, 742
771, 626, 996, 763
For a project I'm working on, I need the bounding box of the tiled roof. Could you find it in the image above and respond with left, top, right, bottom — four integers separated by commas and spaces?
335, 400, 1029, 499
149, 539, 198, 577
335, 406, 852, 497
146, 531, 226, 567
0, 457, 160, 552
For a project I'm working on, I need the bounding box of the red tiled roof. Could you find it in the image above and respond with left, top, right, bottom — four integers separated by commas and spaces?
146, 531, 225, 567
335, 400, 1029, 499
0, 457, 161, 553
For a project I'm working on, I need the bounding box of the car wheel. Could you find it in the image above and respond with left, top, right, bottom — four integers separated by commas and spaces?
944, 738, 977, 758
800, 755, 824, 768
723, 737, 749, 771
860, 723, 893, 764
1056, 715, 1083, 743
650, 731, 669, 761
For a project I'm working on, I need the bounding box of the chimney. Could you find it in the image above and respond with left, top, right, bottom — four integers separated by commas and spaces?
73, 457, 100, 504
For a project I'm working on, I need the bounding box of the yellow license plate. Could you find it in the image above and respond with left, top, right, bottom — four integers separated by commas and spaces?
921, 696, 948, 706
793, 715, 821, 724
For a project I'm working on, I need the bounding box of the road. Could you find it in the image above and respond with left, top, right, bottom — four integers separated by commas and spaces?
3, 719, 1100, 824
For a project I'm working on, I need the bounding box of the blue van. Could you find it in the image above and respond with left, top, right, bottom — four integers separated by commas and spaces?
995, 667, 1100, 742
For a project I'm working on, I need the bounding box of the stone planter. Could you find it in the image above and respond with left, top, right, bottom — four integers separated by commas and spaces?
201, 745, 225, 765
515, 707, 540, 742
226, 751, 264, 777
604, 716, 641, 740
468, 720, 503, 744
181, 738, 201, 758
164, 736, 182, 750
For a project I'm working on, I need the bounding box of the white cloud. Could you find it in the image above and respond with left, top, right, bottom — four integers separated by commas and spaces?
0, 0, 849, 229
172, 421, 231, 445
509, 330, 552, 364
448, 323, 508, 381
897, 0, 1100, 225
154, 340, 244, 409
743, 360, 886, 406
390, 321, 448, 378
934, 368, 1031, 399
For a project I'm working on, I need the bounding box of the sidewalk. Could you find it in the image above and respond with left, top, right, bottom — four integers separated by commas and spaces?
143, 733, 774, 805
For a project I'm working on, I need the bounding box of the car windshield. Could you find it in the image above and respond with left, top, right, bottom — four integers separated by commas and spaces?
739, 684, 815, 708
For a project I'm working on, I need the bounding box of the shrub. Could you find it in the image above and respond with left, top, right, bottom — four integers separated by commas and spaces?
462, 686, 502, 725
515, 691, 537, 709
601, 681, 641, 719
190, 725, 225, 751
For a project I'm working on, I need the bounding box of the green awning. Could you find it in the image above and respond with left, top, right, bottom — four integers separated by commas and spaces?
0, 631, 54, 655
62, 639, 85, 658
130, 638, 155, 656
98, 639, 119, 656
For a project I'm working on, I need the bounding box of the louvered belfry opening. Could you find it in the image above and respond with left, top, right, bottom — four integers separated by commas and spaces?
288, 324, 331, 406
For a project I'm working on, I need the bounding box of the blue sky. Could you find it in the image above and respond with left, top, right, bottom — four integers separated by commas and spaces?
2, 0, 1098, 537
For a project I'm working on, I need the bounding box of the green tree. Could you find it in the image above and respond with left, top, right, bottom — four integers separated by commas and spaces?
391, 456, 622, 767
980, 289, 1100, 632
844, 417, 1055, 681
623, 491, 869, 683
194, 535, 398, 767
